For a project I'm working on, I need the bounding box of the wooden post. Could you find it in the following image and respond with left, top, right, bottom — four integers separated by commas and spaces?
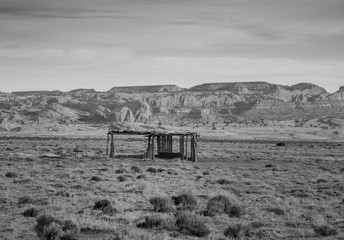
106, 133, 109, 158
147, 135, 151, 159
191, 135, 194, 161
157, 136, 161, 154
179, 136, 184, 159
168, 135, 173, 152
151, 135, 155, 160
110, 134, 115, 158
193, 134, 198, 162
162, 135, 166, 152
185, 136, 188, 160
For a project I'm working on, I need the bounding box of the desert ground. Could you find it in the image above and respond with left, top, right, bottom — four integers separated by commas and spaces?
0, 125, 344, 239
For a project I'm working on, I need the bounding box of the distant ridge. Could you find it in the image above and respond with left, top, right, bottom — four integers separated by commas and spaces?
108, 84, 185, 93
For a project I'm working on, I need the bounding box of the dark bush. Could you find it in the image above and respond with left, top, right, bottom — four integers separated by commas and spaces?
93, 199, 117, 216
146, 167, 158, 173
137, 215, 164, 228
23, 207, 39, 217
149, 196, 173, 212
34, 214, 60, 237
136, 174, 146, 180
90, 176, 102, 182
216, 179, 232, 185
117, 175, 130, 182
115, 168, 126, 174
172, 193, 197, 209
276, 142, 285, 147
202, 171, 210, 175
61, 220, 78, 236
264, 207, 285, 215
206, 195, 242, 217
224, 223, 252, 239
131, 166, 142, 173
5, 172, 18, 178
175, 211, 210, 237
43, 222, 62, 240
314, 225, 338, 237
18, 196, 34, 205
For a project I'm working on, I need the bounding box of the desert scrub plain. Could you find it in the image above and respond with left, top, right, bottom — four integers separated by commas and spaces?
0, 136, 344, 239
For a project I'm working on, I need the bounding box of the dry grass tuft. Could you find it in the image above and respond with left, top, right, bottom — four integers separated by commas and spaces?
313, 224, 338, 237
172, 193, 198, 210
224, 222, 252, 239
92, 199, 118, 216
131, 166, 142, 173
137, 215, 164, 229
22, 207, 39, 217
18, 196, 34, 205
90, 176, 102, 182
149, 196, 173, 212
115, 168, 126, 174
175, 211, 210, 237
206, 195, 242, 217
5, 172, 18, 178
146, 167, 158, 173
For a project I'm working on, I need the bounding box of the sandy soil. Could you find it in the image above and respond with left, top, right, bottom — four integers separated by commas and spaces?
0, 134, 344, 239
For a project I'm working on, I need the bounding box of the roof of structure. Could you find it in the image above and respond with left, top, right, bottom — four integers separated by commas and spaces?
108, 123, 197, 136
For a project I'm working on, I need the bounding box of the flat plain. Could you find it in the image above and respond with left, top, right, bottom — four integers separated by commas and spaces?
1, 126, 344, 239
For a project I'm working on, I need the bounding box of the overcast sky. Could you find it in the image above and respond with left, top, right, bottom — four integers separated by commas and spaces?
1, 0, 343, 93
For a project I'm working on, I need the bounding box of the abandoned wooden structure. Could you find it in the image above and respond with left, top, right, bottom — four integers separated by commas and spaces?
106, 125, 199, 162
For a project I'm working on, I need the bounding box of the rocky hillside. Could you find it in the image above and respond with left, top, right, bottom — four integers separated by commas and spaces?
1, 82, 343, 131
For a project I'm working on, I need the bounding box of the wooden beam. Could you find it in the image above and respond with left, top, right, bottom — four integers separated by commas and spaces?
193, 134, 198, 162
106, 133, 109, 158
168, 135, 173, 152
179, 136, 184, 160
185, 136, 188, 160
110, 134, 115, 158
146, 135, 151, 159
151, 135, 155, 160
157, 136, 161, 154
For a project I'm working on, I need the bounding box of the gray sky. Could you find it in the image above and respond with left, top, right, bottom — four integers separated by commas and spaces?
1, 0, 343, 92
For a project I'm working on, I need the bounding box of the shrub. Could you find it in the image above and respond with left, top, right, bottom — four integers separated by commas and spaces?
224, 223, 252, 239
172, 193, 197, 209
5, 172, 18, 178
136, 174, 146, 180
23, 207, 39, 217
117, 175, 130, 182
264, 207, 285, 216
43, 222, 62, 240
93, 199, 117, 216
131, 166, 142, 173
90, 176, 102, 182
202, 171, 210, 175
314, 225, 338, 237
115, 168, 126, 174
149, 196, 173, 212
146, 167, 158, 173
34, 215, 60, 238
216, 179, 232, 185
175, 211, 210, 237
206, 195, 242, 217
61, 220, 78, 236
18, 196, 34, 205
137, 215, 164, 228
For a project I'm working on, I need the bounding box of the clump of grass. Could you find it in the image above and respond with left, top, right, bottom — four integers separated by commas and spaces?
131, 166, 142, 173
146, 167, 158, 173
166, 169, 178, 175
137, 215, 164, 228
117, 175, 131, 182
136, 174, 146, 180
216, 179, 232, 185
115, 168, 126, 174
92, 199, 117, 216
206, 195, 242, 217
202, 171, 210, 175
23, 207, 39, 217
175, 211, 210, 237
90, 176, 102, 182
313, 224, 338, 237
172, 193, 197, 210
264, 207, 285, 216
224, 222, 252, 239
5, 172, 18, 178
18, 196, 34, 205
149, 196, 173, 212
43, 221, 62, 240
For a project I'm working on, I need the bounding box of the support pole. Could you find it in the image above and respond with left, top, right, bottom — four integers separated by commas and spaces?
151, 135, 155, 160
106, 133, 109, 158
168, 135, 173, 152
179, 136, 184, 159
157, 136, 161, 155
191, 135, 194, 161
185, 136, 188, 160
110, 134, 115, 158
147, 135, 151, 159
162, 135, 166, 152
193, 134, 198, 162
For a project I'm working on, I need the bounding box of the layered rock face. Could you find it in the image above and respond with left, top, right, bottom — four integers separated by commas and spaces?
1, 82, 343, 131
